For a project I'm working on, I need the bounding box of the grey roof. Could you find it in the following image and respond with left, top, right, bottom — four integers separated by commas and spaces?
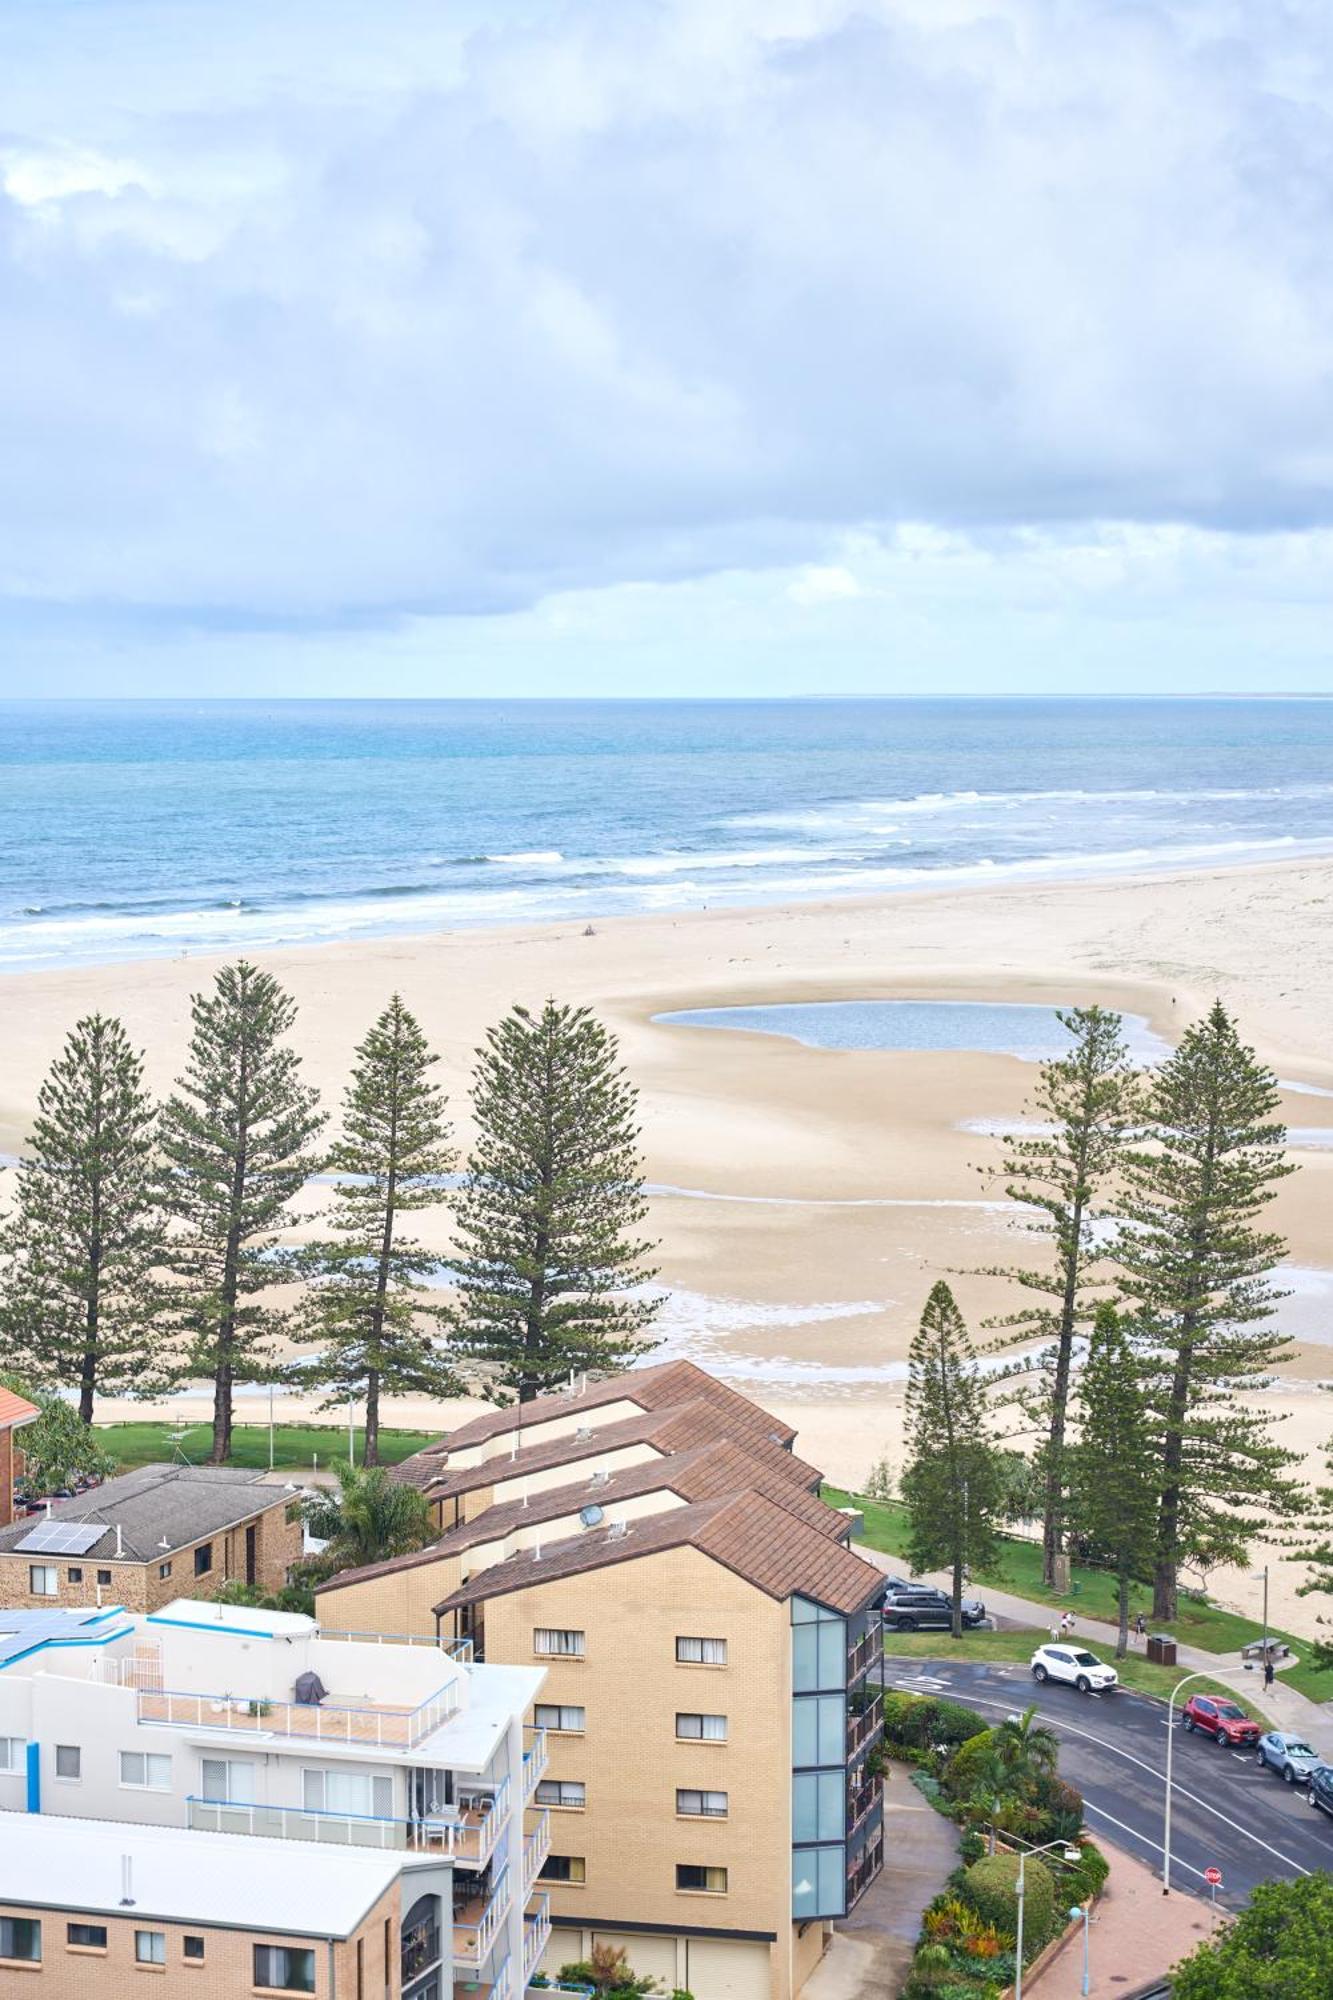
0, 1464, 291, 1564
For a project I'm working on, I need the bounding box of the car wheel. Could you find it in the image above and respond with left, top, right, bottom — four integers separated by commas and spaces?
1255, 1749, 1267, 1768
1075, 1675, 1091, 1694
1284, 1765, 1297, 1784
895, 1615, 917, 1632
1182, 1716, 1194, 1732
1310, 1790, 1323, 1811
1033, 1664, 1048, 1683
1215, 1730, 1229, 1747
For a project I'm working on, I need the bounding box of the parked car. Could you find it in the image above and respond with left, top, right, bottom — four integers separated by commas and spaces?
880, 1584, 987, 1631
1180, 1694, 1260, 1747
1255, 1731, 1322, 1785
1029, 1644, 1119, 1693
1307, 1764, 1333, 1818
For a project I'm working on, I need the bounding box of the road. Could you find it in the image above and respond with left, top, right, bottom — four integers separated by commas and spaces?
884, 1656, 1333, 1911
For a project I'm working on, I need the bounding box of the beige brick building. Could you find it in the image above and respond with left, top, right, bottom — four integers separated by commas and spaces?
0, 1464, 303, 1614
0, 1811, 406, 1996
318, 1364, 886, 2000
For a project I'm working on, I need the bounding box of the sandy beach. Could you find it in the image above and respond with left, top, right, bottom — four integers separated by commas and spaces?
2, 851, 1331, 1634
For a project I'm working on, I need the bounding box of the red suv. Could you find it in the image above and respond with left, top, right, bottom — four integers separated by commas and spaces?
1181, 1694, 1260, 1747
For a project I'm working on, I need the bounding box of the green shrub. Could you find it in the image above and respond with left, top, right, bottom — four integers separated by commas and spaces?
885, 1693, 991, 1756
961, 1853, 1055, 1956
1064, 1839, 1109, 1909
958, 1828, 986, 1867
1031, 1775, 1084, 1843
945, 1729, 997, 1795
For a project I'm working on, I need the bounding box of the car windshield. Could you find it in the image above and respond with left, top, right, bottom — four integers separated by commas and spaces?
1289, 1742, 1316, 1758
1215, 1702, 1245, 1720
1073, 1652, 1101, 1666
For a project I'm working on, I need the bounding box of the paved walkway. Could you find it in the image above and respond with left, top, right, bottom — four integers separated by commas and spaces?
802, 1766, 959, 2000
1025, 1836, 1224, 1998
862, 1547, 1332, 1747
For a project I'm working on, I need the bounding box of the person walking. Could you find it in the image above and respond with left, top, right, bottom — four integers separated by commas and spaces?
1264, 1656, 1276, 1693
1134, 1613, 1147, 1647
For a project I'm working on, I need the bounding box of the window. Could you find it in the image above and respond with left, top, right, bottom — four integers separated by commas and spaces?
0, 1737, 26, 1771
793, 1770, 843, 1843
302, 1767, 393, 1818
675, 1712, 727, 1741
68, 1566, 83, 1583
791, 1597, 848, 1693
540, 1854, 586, 1885
67, 1922, 107, 1949
136, 1930, 166, 1965
676, 1865, 727, 1894
792, 1846, 845, 1920
55, 1744, 81, 1781
677, 1789, 728, 1818
0, 1917, 40, 1962
97, 1569, 112, 1586
201, 1757, 256, 1804
120, 1750, 171, 1790
184, 1937, 206, 1961
194, 1542, 213, 1577
254, 1943, 316, 1991
535, 1779, 586, 1809
29, 1563, 58, 1597
534, 1703, 585, 1733
792, 1694, 844, 1767
533, 1627, 584, 1657
676, 1637, 726, 1666
158, 1561, 173, 1580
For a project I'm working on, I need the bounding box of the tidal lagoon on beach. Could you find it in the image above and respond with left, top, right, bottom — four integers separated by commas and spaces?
1, 703, 1332, 1635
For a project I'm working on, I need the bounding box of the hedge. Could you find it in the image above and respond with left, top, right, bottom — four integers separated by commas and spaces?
962, 1853, 1056, 1957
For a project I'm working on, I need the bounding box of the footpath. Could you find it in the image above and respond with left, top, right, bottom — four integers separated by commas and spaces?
1023, 1839, 1224, 1999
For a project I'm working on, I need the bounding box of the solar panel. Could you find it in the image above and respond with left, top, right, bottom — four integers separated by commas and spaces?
13, 1521, 105, 1556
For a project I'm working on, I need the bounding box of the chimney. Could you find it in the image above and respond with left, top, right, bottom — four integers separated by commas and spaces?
119, 1855, 135, 1906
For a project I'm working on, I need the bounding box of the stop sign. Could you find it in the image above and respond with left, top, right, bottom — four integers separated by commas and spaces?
1204, 1866, 1223, 1887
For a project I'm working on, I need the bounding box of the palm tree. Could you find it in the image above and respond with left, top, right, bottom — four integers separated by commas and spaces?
304, 1462, 436, 1576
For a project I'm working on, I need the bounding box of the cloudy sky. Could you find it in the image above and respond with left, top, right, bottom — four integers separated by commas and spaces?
2, 0, 1332, 697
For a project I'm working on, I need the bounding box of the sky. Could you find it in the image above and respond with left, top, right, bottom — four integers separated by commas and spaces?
1, 0, 1332, 698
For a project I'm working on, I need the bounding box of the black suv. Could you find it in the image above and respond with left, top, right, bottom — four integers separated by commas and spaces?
1308, 1764, 1333, 1820
880, 1583, 987, 1631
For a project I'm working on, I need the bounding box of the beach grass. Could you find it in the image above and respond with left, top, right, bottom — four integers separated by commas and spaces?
829, 1486, 1333, 1704
94, 1420, 437, 1475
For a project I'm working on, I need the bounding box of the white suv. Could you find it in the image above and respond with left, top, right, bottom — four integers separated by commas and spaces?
1030, 1644, 1119, 1694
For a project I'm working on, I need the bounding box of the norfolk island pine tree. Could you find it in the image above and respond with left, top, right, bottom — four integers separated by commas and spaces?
1069, 1301, 1157, 1657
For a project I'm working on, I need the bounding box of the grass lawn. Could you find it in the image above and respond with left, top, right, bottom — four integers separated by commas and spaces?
94, 1421, 437, 1474
828, 1486, 1333, 1705
882, 1625, 1270, 1722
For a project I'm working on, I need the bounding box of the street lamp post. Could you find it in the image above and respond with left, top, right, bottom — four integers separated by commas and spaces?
1014, 1839, 1082, 2000
1068, 1903, 1092, 1995
1163, 1669, 1215, 1895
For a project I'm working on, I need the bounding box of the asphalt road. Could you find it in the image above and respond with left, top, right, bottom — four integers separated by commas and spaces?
884, 1656, 1333, 1911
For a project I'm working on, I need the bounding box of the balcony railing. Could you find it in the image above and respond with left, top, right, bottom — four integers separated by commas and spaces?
455, 1868, 509, 1967
846, 1619, 882, 1686
139, 1678, 460, 1748
846, 1690, 883, 1761
322, 1627, 475, 1664
187, 1785, 507, 1866
460, 1954, 512, 2000
402, 1918, 442, 1984
523, 1895, 551, 1981
847, 1778, 880, 1838
523, 1809, 551, 1892
846, 1828, 884, 1910
522, 1725, 548, 1799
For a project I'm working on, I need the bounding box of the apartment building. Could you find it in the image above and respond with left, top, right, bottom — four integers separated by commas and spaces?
317, 1364, 886, 2000
0, 1387, 39, 1530
0, 1599, 553, 2000
0, 1463, 304, 1613
0, 1813, 404, 1997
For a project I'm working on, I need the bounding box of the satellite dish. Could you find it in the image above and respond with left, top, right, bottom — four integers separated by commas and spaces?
579, 1504, 605, 1529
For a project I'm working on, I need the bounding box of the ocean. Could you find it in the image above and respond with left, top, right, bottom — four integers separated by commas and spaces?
1, 697, 1331, 972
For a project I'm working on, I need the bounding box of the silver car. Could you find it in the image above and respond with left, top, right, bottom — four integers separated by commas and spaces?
1256, 1730, 1322, 1785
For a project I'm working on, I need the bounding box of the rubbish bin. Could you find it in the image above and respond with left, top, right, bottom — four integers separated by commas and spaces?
1146, 1634, 1177, 1667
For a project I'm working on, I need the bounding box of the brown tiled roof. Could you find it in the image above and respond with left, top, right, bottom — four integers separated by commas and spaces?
315, 1436, 846, 1597
437, 1489, 884, 1618
414, 1360, 798, 1460
0, 1388, 40, 1430
398, 1397, 821, 1504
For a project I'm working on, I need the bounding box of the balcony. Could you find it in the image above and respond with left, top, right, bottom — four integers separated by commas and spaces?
455, 1868, 509, 1967
138, 1678, 460, 1749
847, 1775, 881, 1839
846, 1618, 882, 1687
187, 1779, 509, 1867
523, 1809, 551, 1892
522, 1725, 548, 1800
322, 1627, 475, 1665
402, 1916, 442, 1986
846, 1689, 883, 1761
523, 1894, 551, 1982
846, 1827, 884, 1910
459, 1953, 511, 2000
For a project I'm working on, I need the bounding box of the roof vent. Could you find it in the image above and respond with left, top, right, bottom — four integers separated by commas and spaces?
579, 1504, 605, 1530
607, 1520, 628, 1542
119, 1856, 135, 1907
532, 1541, 543, 1562
589, 1468, 609, 1487
575, 1425, 592, 1442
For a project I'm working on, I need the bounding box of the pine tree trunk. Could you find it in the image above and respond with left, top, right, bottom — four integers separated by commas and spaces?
365, 1366, 380, 1466
1042, 1193, 1084, 1587
78, 1350, 96, 1428
1116, 1566, 1130, 1658
212, 1356, 233, 1463
951, 1553, 964, 1640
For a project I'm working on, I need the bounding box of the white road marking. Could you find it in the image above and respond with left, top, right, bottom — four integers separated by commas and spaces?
1082, 1801, 1211, 1884
913, 1682, 1313, 1879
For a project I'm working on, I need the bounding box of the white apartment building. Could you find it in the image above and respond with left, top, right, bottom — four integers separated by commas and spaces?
0, 1601, 556, 2000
